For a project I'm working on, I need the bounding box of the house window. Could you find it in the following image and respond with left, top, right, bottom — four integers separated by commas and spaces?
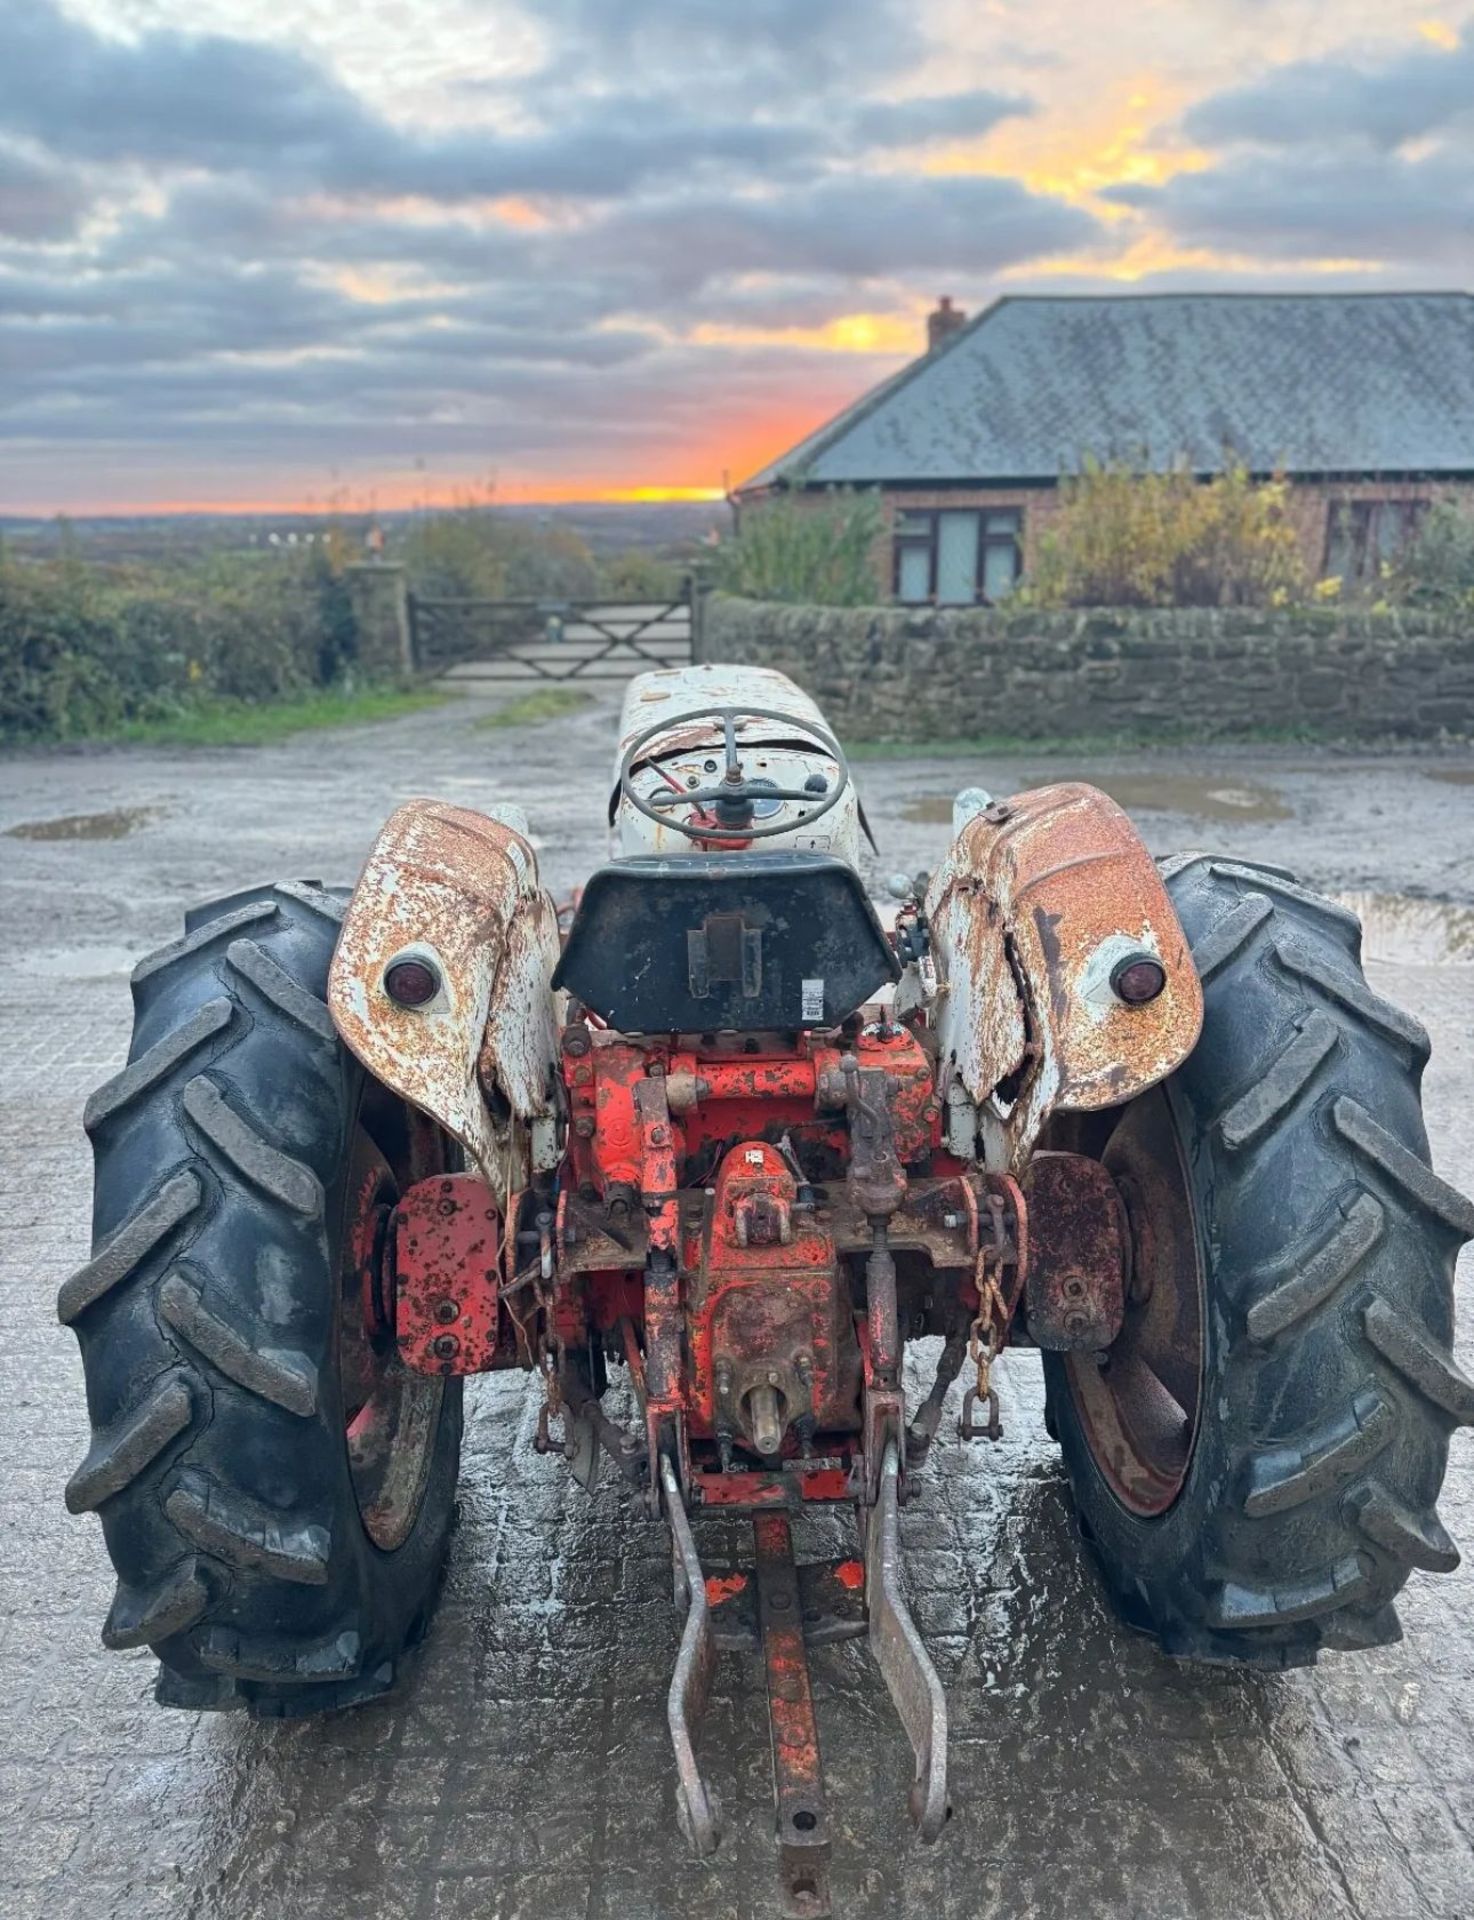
1324, 498, 1427, 584
893, 508, 1022, 605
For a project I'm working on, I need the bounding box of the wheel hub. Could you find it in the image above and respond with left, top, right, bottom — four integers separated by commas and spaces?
1063, 1088, 1207, 1517
339, 1117, 444, 1552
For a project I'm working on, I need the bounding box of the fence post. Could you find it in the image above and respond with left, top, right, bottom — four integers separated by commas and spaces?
688, 567, 713, 664
345, 563, 415, 683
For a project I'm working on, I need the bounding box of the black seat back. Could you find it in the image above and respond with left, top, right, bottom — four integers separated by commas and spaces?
554, 853, 899, 1033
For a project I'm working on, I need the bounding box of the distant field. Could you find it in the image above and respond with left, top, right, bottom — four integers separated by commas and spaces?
0, 499, 728, 568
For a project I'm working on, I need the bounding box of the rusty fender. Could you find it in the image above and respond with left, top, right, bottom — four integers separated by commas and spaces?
926, 783, 1203, 1170
327, 798, 562, 1186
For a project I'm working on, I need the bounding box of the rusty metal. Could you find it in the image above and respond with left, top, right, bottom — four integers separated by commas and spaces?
843, 1052, 908, 1221
755, 1513, 832, 1920
958, 1174, 1027, 1441
694, 1464, 853, 1510
339, 1118, 447, 1554
661, 1454, 723, 1858
1064, 1088, 1207, 1516
925, 781, 1204, 1169
867, 1440, 948, 1842
906, 1322, 971, 1464
559, 1367, 646, 1484
797, 1557, 868, 1645
1023, 1152, 1129, 1351
687, 1142, 855, 1463
328, 799, 562, 1187
391, 1173, 505, 1376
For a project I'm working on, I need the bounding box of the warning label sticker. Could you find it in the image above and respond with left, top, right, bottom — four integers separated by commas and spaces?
801, 978, 825, 1022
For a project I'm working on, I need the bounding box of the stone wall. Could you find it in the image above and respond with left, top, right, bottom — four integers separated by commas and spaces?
699, 596, 1474, 741
344, 563, 414, 683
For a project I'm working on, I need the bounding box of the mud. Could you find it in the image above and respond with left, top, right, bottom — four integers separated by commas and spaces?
1, 681, 1471, 1920
1335, 892, 1474, 967
5, 803, 168, 841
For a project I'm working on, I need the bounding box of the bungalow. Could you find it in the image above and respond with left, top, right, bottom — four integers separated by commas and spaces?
734, 291, 1474, 605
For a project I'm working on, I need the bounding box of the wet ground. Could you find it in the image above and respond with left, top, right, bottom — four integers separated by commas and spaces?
2, 683, 1472, 1920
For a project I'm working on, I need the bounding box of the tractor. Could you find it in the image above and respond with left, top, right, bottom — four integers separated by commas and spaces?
61, 663, 1474, 1915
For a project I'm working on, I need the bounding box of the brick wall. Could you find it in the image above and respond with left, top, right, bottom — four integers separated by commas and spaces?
755, 478, 1474, 602
699, 596, 1474, 742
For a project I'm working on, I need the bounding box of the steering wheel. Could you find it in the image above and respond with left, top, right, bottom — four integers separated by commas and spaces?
618, 705, 852, 842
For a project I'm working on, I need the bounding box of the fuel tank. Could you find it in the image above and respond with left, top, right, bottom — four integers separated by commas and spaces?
610, 663, 865, 867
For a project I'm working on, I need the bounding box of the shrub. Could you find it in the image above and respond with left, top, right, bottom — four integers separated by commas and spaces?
0, 543, 363, 745
1026, 459, 1307, 609
401, 508, 600, 602
716, 488, 885, 606
1387, 501, 1474, 608
601, 546, 686, 601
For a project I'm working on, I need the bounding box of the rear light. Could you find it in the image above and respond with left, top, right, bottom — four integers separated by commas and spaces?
384, 957, 441, 1008
1111, 953, 1167, 1006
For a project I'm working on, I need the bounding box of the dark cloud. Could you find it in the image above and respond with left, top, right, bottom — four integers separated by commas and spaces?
571, 173, 1098, 297
1110, 149, 1474, 264
0, 1, 828, 202
1184, 28, 1474, 151
524, 0, 904, 95
0, 143, 91, 241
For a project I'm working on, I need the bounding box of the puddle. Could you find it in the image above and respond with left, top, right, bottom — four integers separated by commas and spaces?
5, 805, 166, 842
1030, 773, 1293, 824
1334, 892, 1474, 966
1423, 768, 1474, 787
901, 775, 1293, 827
901, 795, 956, 824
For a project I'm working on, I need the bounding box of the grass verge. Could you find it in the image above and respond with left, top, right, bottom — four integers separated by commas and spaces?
474, 687, 595, 730
87, 685, 450, 749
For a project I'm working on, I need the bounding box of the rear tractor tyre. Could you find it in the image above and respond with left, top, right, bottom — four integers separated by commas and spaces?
59, 882, 463, 1714
1044, 857, 1474, 1667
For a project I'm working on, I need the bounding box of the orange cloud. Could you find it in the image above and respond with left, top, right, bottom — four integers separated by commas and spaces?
928, 71, 1210, 213
691, 310, 922, 355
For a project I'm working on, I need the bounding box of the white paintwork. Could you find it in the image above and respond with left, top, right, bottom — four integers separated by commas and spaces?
610, 663, 864, 866
328, 799, 562, 1191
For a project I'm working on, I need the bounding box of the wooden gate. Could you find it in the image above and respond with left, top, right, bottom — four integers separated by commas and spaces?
409, 589, 694, 683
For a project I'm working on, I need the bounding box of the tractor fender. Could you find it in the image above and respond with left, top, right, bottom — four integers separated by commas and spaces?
925, 783, 1203, 1171
328, 798, 562, 1185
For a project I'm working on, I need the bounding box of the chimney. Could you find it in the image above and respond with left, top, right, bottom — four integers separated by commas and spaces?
927, 295, 967, 353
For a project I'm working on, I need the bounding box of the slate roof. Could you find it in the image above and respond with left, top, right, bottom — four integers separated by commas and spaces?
740, 292, 1474, 490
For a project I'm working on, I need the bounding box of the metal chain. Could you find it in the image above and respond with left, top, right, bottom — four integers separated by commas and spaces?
967, 1266, 1008, 1409
958, 1198, 1010, 1442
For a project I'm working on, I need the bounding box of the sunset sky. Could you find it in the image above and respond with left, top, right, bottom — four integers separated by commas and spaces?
2, 1, 1472, 513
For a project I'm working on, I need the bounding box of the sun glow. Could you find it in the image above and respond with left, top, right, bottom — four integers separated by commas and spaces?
691, 311, 921, 355
929, 73, 1210, 214
1417, 19, 1460, 50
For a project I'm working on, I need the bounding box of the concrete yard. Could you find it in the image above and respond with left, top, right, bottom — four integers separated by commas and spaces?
2, 682, 1472, 1920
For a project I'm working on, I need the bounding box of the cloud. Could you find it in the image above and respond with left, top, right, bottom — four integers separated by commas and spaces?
574, 173, 1099, 298
849, 90, 1034, 149
0, 143, 91, 241
522, 0, 906, 96
18, 0, 1465, 508
1110, 148, 1474, 265
1184, 25, 1474, 151
0, 1, 828, 202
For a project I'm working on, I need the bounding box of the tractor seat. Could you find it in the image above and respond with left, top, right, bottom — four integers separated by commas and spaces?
554, 852, 899, 1034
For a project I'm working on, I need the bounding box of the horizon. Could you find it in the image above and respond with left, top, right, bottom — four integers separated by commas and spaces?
4, 2, 1471, 514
